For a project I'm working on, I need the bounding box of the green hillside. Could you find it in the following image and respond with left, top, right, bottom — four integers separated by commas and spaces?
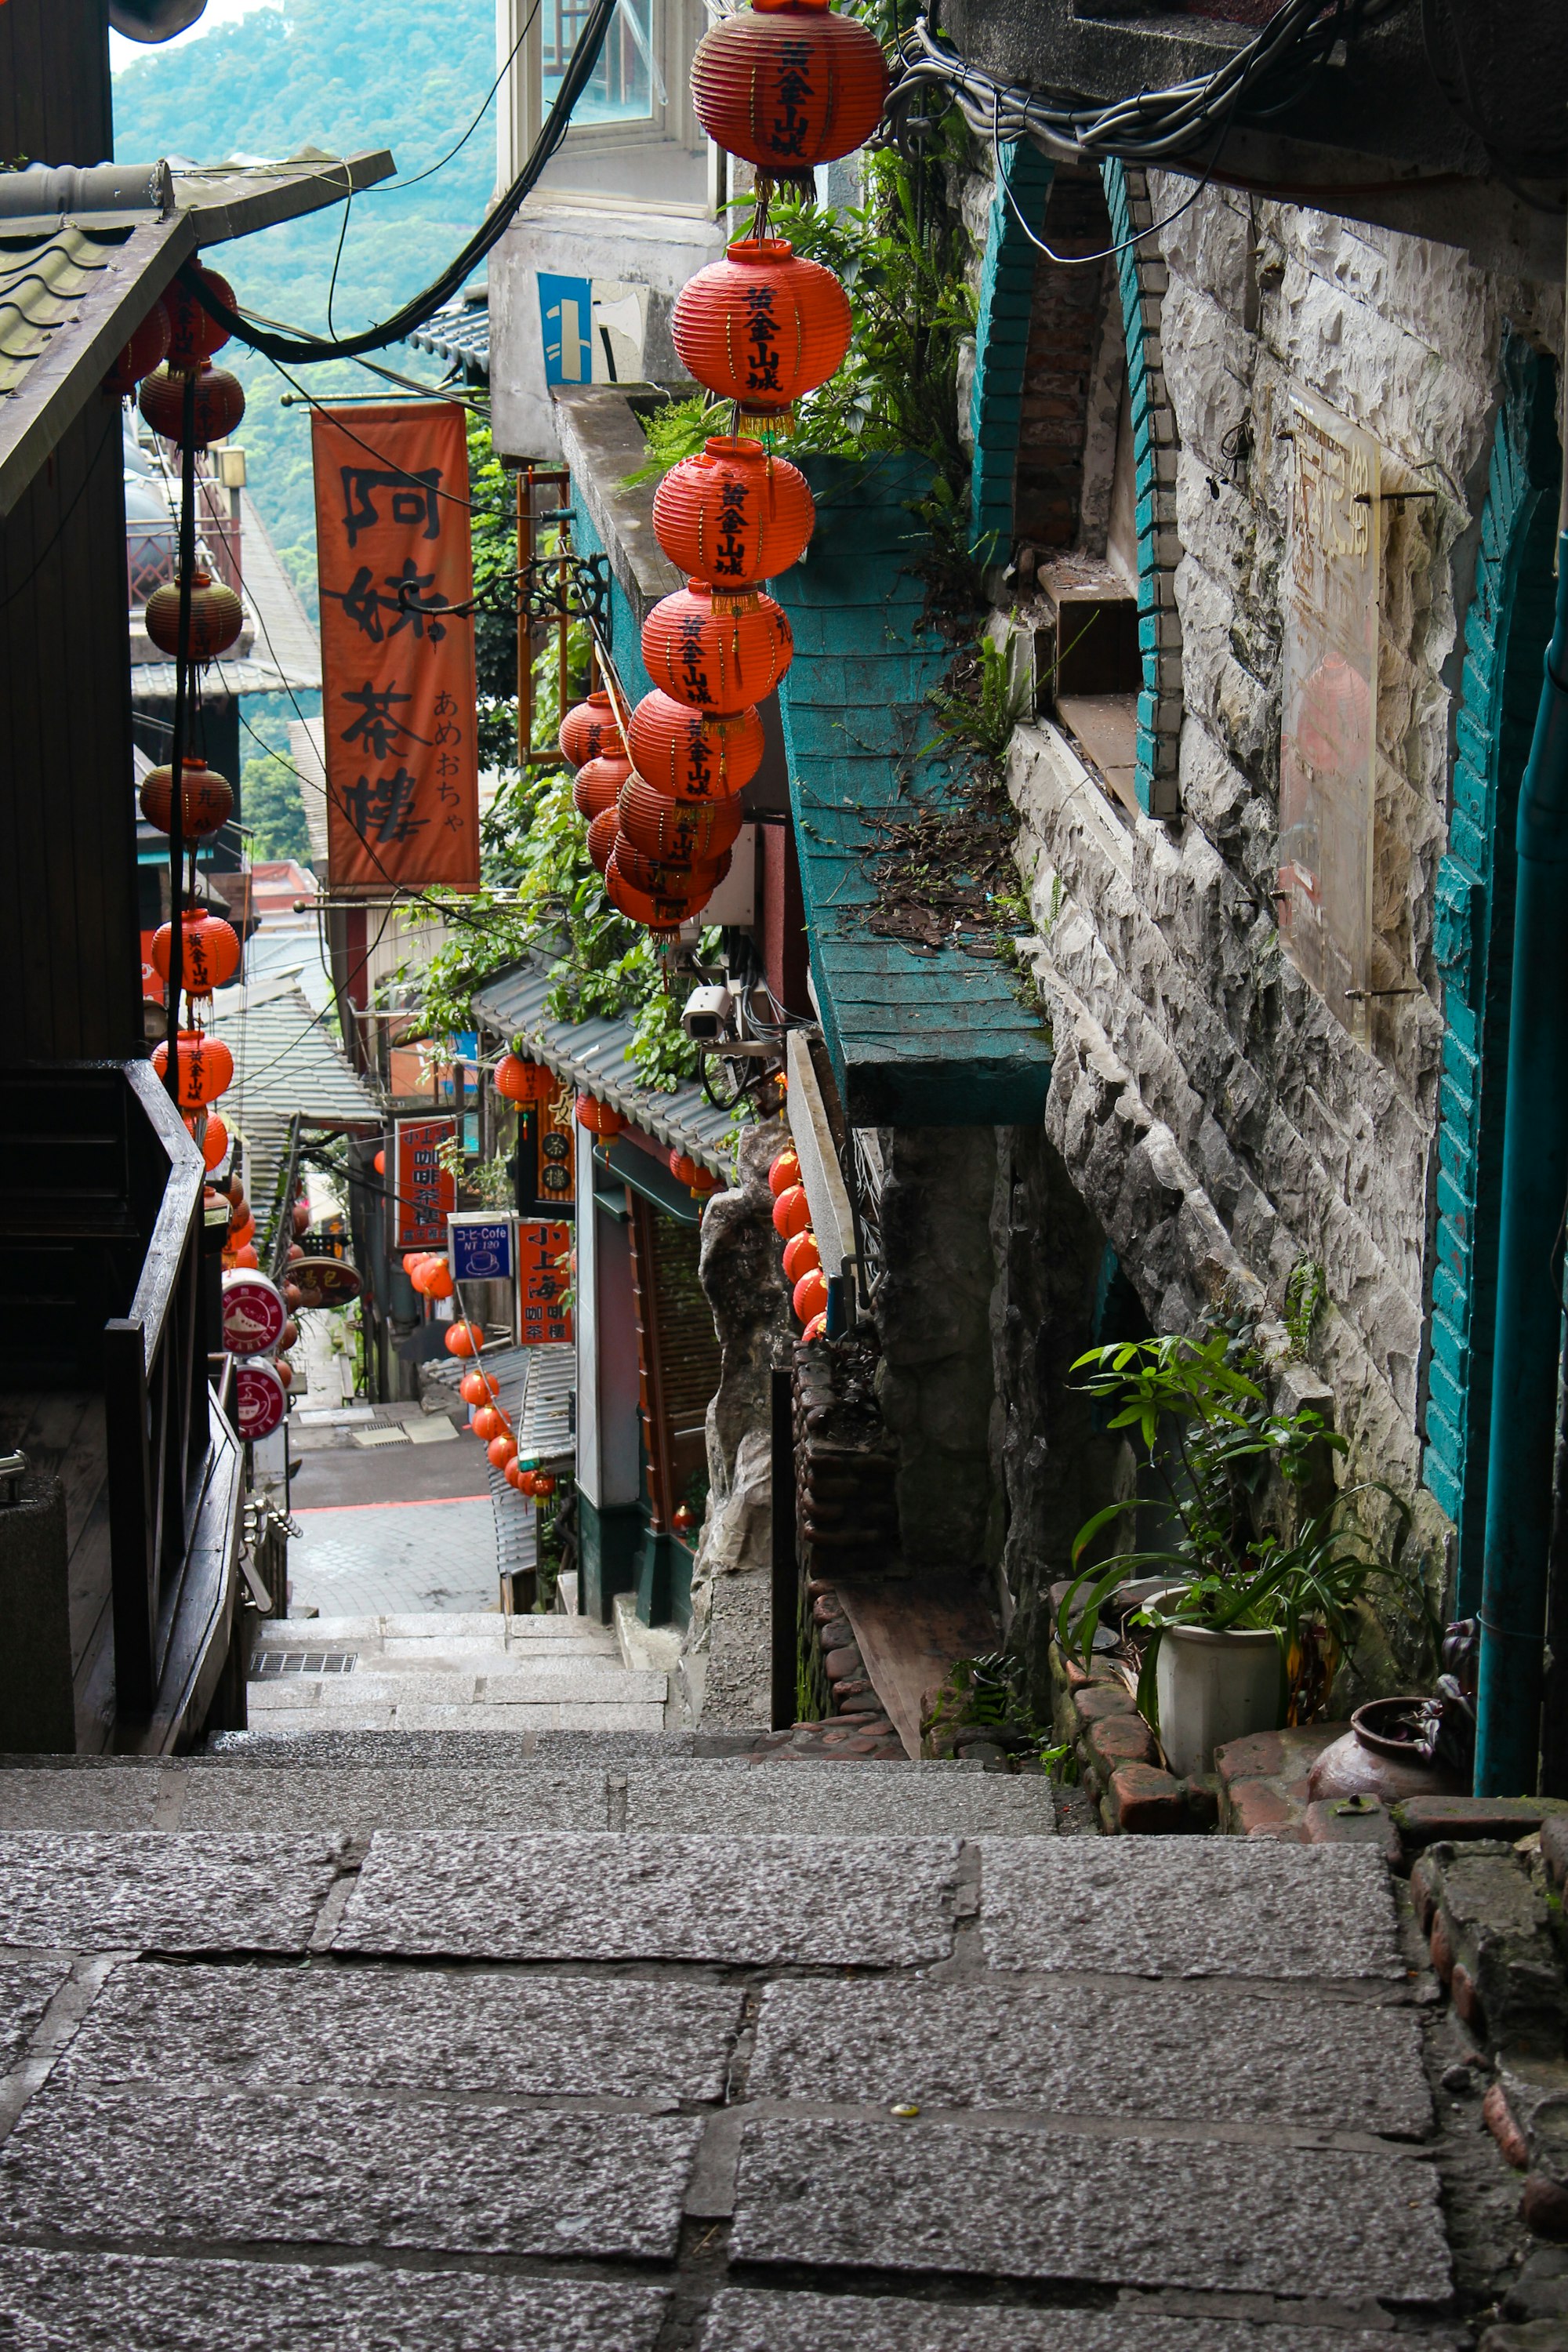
113, 0, 497, 579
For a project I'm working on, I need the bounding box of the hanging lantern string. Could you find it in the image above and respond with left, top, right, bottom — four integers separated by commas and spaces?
162, 367, 200, 1107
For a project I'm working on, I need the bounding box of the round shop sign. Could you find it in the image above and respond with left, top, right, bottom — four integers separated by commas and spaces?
221, 1269, 286, 1356
289, 1256, 363, 1308
233, 1356, 286, 1441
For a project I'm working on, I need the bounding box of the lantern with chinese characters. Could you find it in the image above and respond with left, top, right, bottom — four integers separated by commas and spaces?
102, 298, 170, 397
137, 361, 245, 448
652, 437, 815, 587
626, 695, 762, 802
575, 1096, 626, 1138
690, 0, 889, 176
560, 689, 623, 768
621, 777, 746, 864
143, 568, 244, 661
151, 909, 240, 996
672, 241, 851, 431
612, 837, 731, 901
139, 757, 233, 839
572, 751, 633, 822
162, 264, 235, 368
152, 1030, 234, 1109
641, 582, 792, 712
494, 1053, 553, 1104
604, 868, 693, 935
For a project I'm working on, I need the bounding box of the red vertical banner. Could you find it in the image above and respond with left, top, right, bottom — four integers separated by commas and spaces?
312, 401, 480, 894
518, 1218, 573, 1347
394, 1116, 457, 1250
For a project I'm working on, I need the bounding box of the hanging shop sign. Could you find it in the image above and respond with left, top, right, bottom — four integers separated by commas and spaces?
449, 1214, 516, 1283
518, 1218, 573, 1348
290, 1258, 364, 1309
393, 1116, 457, 1251
515, 1068, 577, 1220
233, 1356, 287, 1441
312, 400, 480, 895
220, 1270, 286, 1357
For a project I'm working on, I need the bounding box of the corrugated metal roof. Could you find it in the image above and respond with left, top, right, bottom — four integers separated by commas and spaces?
471, 957, 737, 1177
407, 291, 489, 379
207, 977, 381, 1219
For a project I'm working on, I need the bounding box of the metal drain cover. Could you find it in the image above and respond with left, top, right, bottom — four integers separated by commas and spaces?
252, 1650, 358, 1679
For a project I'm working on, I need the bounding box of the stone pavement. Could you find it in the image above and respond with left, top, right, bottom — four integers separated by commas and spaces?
0, 1733, 1512, 2348
286, 1508, 503, 1620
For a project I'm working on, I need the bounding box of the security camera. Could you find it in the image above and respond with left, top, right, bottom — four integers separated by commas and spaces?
681, 984, 735, 1044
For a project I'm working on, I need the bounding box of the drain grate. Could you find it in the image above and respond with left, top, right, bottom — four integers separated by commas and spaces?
252, 1650, 359, 1679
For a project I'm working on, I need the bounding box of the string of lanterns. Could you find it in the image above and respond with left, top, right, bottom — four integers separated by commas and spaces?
554, 0, 888, 942
770, 1142, 829, 1338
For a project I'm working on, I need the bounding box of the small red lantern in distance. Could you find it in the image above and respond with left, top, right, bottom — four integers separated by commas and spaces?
641, 583, 792, 714
137, 361, 245, 448
575, 1096, 626, 1138
488, 1433, 518, 1470
612, 837, 730, 901
151, 909, 240, 996
793, 1266, 829, 1324
672, 240, 851, 428
494, 1052, 552, 1104
604, 866, 701, 935
626, 695, 763, 803
769, 1147, 801, 1196
690, 0, 890, 175
201, 1114, 230, 1172
139, 757, 234, 840
771, 1182, 811, 1240
559, 689, 624, 769
143, 568, 244, 662
652, 437, 815, 589
163, 263, 236, 370
102, 297, 170, 397
782, 1228, 819, 1283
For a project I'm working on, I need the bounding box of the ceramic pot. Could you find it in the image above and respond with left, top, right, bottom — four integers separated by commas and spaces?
1305, 1698, 1467, 1802
1155, 1621, 1283, 1779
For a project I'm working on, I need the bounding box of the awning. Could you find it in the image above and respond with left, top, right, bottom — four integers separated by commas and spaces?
472, 956, 736, 1179
407, 288, 490, 382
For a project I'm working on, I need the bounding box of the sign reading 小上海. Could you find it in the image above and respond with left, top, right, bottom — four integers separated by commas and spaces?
312, 401, 480, 895
450, 1216, 515, 1283
394, 1116, 457, 1250
518, 1218, 572, 1347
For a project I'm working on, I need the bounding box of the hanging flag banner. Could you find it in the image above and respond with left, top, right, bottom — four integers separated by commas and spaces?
313, 401, 480, 895
518, 1218, 573, 1347
393, 1116, 458, 1250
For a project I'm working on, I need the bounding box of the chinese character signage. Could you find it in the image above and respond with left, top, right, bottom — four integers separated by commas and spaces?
451, 1216, 515, 1283
516, 1069, 576, 1220
313, 401, 480, 895
1277, 387, 1381, 1044
394, 1116, 457, 1250
518, 1218, 573, 1347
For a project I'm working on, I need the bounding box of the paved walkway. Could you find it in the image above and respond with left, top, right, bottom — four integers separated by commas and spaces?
287, 1500, 500, 1619
0, 1737, 1500, 2347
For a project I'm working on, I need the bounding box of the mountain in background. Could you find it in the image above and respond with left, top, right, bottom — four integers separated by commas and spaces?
114, 0, 497, 582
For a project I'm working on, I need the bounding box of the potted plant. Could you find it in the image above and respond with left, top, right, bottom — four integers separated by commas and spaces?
1057, 1333, 1418, 1779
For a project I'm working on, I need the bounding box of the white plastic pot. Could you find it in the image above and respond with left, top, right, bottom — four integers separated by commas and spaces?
1154, 1621, 1283, 1779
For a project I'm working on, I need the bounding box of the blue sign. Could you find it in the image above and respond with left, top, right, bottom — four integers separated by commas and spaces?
453, 1030, 478, 1064
539, 272, 593, 387
451, 1219, 514, 1282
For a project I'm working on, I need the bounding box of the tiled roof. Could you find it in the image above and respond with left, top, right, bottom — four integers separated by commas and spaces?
407, 290, 489, 379
472, 957, 735, 1178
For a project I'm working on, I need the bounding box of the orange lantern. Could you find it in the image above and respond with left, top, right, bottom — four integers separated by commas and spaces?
373, 1149, 386, 1174
802, 1309, 827, 1344
641, 583, 792, 713
771, 1181, 810, 1240
143, 568, 244, 662
162, 263, 235, 369
587, 808, 622, 876
604, 866, 697, 935
612, 837, 730, 900
620, 775, 747, 863
275, 1358, 294, 1390
137, 362, 245, 448
102, 298, 170, 397
690, 0, 889, 174
626, 696, 763, 803
575, 1096, 626, 1138
531, 1472, 557, 1498
769, 1146, 801, 1196
227, 1241, 260, 1269
782, 1228, 819, 1283
228, 1213, 256, 1252
201, 1114, 230, 1172
488, 1432, 518, 1470
402, 1251, 433, 1277
494, 1052, 553, 1104
572, 752, 633, 822
653, 437, 815, 592
793, 1266, 829, 1323
672, 240, 851, 430
505, 1455, 528, 1492
445, 1320, 485, 1358
472, 1406, 510, 1444
460, 1368, 499, 1407
560, 689, 624, 769
152, 1030, 234, 1109
292, 1198, 310, 1234
670, 1149, 722, 1196
151, 909, 241, 996
671, 1498, 698, 1535
423, 1260, 456, 1301
139, 757, 233, 840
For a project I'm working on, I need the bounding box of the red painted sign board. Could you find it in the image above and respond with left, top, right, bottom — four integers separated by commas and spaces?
518, 1218, 572, 1348
394, 1116, 457, 1250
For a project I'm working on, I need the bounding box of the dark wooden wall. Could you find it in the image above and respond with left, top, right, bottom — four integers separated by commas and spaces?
1, 0, 141, 1065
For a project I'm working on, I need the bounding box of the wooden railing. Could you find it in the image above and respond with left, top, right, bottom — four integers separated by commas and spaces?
103, 1062, 216, 1714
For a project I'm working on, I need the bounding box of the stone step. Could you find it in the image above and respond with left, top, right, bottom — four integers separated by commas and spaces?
253, 1613, 620, 1650
248, 1667, 667, 1712
0, 1758, 1058, 1838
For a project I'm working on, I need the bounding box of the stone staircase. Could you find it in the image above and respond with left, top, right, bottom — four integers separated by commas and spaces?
0, 1728, 1479, 2348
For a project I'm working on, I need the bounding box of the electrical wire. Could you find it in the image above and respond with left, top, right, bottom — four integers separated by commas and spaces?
175, 0, 619, 366
990, 95, 1232, 267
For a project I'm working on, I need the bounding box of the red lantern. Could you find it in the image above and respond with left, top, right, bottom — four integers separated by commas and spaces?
228, 1212, 256, 1252
690, 0, 889, 173
227, 1241, 260, 1270
560, 689, 624, 769
672, 240, 851, 428
139, 757, 234, 840
620, 776, 746, 863
292, 1198, 310, 1233
771, 1181, 810, 1240
793, 1266, 829, 1323
151, 909, 240, 996
143, 568, 244, 661
137, 362, 245, 448
373, 1149, 386, 1174
460, 1368, 499, 1407
201, 1114, 230, 1172
769, 1146, 801, 1196
782, 1228, 819, 1283
641, 583, 792, 713
604, 866, 699, 935
488, 1432, 518, 1470
494, 1052, 553, 1104
163, 265, 236, 368
575, 1096, 626, 1138
572, 752, 633, 822
612, 838, 730, 901
415, 1258, 454, 1301
587, 808, 622, 876
402, 1252, 433, 1277
626, 696, 763, 802
670, 1149, 720, 1196
802, 1309, 827, 1344
445, 1319, 485, 1358
152, 1030, 234, 1109
671, 1498, 697, 1535
653, 437, 815, 588
102, 298, 170, 397
505, 1455, 528, 1492
275, 1358, 294, 1390
531, 1472, 557, 1498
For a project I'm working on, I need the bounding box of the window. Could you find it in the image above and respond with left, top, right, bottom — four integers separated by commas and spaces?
503, 0, 712, 213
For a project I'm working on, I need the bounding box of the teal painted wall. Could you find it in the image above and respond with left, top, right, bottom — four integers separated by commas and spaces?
1425, 331, 1559, 1608
968, 139, 1054, 565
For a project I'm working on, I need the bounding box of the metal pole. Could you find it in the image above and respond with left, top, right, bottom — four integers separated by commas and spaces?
1475, 532, 1568, 1795
162, 369, 198, 1106
770, 1362, 796, 1731
516, 470, 532, 767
